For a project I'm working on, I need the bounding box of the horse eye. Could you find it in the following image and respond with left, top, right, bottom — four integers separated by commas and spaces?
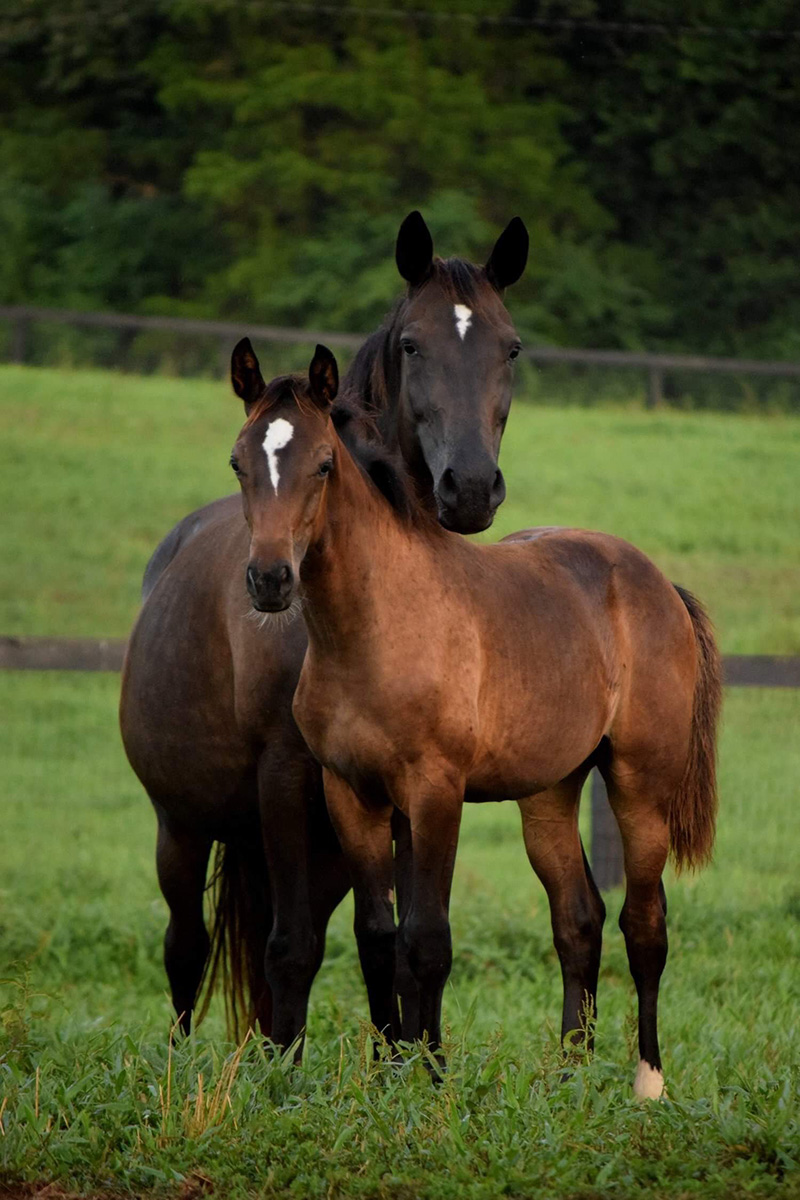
401, 340, 418, 357
230, 456, 241, 474
508, 345, 521, 362
318, 459, 334, 477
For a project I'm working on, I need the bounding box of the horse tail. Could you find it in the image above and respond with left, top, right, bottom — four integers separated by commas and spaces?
195, 836, 271, 1040
670, 585, 723, 873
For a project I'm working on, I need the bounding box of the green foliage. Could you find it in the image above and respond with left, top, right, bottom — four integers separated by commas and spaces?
0, 0, 224, 310
3, 1, 800, 352
150, 2, 608, 335
564, 0, 800, 355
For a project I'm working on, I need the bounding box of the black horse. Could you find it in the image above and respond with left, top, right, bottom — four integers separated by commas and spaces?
120, 211, 529, 1045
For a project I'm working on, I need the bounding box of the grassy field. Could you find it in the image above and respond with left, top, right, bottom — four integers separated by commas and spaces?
1, 365, 799, 1198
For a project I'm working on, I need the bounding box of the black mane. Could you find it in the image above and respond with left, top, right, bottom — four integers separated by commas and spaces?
430, 256, 487, 308
332, 403, 431, 526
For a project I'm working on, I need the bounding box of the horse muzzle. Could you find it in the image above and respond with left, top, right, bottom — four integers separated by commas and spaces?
434, 465, 506, 535
246, 560, 296, 612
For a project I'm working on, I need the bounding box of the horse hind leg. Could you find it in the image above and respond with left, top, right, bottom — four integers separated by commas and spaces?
155, 811, 212, 1036
602, 759, 673, 1100
518, 769, 606, 1058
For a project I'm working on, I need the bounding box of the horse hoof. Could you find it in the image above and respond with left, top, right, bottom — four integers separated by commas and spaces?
633, 1059, 664, 1100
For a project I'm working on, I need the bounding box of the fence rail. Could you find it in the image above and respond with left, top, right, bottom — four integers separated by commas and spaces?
2, 635, 797, 888
0, 635, 128, 672
2, 636, 798, 685
0, 303, 365, 352
5, 304, 800, 406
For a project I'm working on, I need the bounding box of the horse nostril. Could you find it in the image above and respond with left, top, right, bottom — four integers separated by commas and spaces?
491, 469, 505, 500
440, 467, 457, 498
279, 564, 291, 585
246, 565, 259, 593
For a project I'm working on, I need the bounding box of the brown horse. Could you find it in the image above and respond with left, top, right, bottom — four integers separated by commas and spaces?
229, 345, 722, 1099
120, 211, 529, 1042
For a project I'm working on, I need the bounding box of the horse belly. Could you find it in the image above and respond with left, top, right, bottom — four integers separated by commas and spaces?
467, 671, 612, 801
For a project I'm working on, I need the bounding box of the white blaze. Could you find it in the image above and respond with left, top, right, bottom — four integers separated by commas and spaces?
454, 304, 472, 340
262, 417, 294, 494
633, 1059, 664, 1100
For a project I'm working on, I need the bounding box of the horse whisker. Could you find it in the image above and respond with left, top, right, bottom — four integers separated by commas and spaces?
242, 595, 305, 633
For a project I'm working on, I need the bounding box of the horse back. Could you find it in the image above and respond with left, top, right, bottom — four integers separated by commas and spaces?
141, 494, 241, 600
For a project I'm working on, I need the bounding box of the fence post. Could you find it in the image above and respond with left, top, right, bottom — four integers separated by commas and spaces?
11, 316, 29, 364
646, 366, 663, 409
117, 327, 137, 369
590, 768, 624, 889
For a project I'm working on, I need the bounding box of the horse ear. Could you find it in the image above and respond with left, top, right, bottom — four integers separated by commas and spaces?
396, 210, 434, 286
231, 338, 265, 412
485, 217, 529, 291
309, 344, 338, 409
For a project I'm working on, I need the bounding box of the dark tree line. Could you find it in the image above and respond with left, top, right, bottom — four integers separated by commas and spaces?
2, 0, 799, 355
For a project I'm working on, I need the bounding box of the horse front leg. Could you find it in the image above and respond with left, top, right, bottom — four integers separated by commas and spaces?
323, 769, 396, 1045
395, 776, 463, 1068
258, 744, 324, 1055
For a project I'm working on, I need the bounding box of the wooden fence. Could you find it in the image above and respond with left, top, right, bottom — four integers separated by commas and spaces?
2, 635, 797, 888
6, 303, 800, 406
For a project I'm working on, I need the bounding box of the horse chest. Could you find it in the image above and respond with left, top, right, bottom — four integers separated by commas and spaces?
295, 656, 477, 785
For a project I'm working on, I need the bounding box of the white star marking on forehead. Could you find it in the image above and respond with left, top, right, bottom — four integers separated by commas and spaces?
262, 417, 294, 494
454, 304, 472, 341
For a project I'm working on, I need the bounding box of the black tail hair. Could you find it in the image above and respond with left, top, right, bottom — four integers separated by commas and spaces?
195, 836, 271, 1039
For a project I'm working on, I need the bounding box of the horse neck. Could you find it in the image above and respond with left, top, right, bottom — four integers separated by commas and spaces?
373, 323, 402, 444
301, 442, 435, 657
341, 305, 438, 499
340, 321, 399, 442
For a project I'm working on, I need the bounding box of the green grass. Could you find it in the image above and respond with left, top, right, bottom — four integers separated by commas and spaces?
1, 364, 798, 651
1, 365, 799, 1197
1, 676, 798, 1197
